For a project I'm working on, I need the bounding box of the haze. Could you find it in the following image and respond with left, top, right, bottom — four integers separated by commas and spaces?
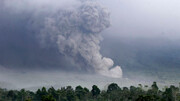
0, 0, 180, 90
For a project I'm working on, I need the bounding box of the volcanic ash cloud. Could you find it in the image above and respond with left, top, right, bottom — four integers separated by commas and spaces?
37, 1, 123, 78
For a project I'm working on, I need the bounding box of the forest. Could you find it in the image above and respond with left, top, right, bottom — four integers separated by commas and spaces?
0, 82, 180, 101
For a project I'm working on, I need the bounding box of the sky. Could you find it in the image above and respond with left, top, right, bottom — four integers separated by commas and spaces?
100, 0, 180, 39
0, 0, 180, 90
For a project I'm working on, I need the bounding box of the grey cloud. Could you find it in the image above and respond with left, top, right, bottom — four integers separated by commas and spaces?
38, 1, 122, 78
0, 0, 122, 78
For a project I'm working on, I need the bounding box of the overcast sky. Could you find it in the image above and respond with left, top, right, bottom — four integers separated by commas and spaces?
99, 0, 180, 39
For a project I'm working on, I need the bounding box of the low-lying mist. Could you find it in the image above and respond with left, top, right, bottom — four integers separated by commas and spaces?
0, 65, 179, 91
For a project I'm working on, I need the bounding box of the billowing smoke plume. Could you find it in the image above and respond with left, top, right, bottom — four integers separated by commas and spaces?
2, 0, 122, 78
38, 1, 122, 78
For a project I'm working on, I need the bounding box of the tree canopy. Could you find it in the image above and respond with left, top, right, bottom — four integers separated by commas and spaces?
0, 82, 180, 101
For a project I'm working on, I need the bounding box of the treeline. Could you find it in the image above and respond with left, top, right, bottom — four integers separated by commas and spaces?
0, 82, 180, 101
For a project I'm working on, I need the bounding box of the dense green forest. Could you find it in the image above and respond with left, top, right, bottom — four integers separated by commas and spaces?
0, 82, 180, 101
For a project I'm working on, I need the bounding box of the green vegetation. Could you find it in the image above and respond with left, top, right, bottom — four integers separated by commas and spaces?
0, 82, 180, 101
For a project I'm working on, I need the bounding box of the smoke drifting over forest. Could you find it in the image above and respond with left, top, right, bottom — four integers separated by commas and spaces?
0, 0, 122, 78
1, 0, 180, 90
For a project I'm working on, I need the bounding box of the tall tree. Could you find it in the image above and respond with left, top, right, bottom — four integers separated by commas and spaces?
91, 85, 100, 97
107, 83, 120, 93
